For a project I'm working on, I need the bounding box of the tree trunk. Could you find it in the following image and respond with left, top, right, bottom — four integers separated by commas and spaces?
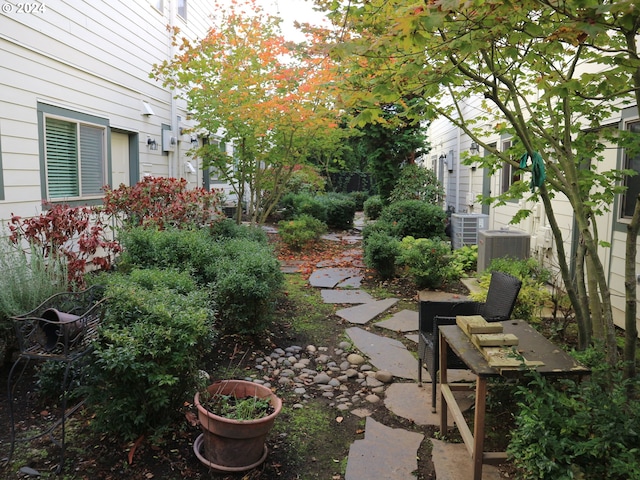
540, 186, 591, 349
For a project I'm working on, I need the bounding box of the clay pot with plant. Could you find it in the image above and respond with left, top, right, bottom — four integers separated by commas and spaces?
193, 379, 282, 472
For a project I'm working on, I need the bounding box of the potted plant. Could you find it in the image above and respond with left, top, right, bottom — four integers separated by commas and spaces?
193, 379, 282, 472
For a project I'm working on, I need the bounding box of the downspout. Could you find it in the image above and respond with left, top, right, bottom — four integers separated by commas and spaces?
455, 126, 461, 212
168, 0, 178, 178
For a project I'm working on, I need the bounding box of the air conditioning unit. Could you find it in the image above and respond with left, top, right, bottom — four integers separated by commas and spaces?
477, 230, 531, 273
451, 214, 489, 250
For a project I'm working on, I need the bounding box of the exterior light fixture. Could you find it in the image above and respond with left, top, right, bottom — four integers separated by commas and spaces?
147, 137, 158, 150
470, 142, 480, 154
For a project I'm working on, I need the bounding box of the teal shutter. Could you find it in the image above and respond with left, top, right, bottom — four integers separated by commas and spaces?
80, 124, 105, 195
45, 118, 79, 198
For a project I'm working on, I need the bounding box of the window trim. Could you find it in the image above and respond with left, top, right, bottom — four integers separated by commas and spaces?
37, 102, 110, 206
177, 0, 187, 20
500, 138, 520, 196
619, 118, 640, 222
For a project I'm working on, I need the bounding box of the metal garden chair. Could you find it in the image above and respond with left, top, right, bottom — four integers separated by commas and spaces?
5, 285, 106, 473
417, 271, 522, 412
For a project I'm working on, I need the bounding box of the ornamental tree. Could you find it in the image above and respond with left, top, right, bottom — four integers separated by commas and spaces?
320, 0, 640, 370
151, 0, 342, 224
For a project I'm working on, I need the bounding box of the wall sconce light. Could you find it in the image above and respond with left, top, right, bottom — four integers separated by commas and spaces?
191, 135, 199, 146
147, 137, 158, 150
470, 142, 480, 154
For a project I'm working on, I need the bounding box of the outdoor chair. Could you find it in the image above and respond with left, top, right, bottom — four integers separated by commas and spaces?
417, 271, 522, 412
6, 285, 106, 473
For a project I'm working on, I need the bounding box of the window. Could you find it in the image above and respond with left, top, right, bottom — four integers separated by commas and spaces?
151, 0, 163, 12
177, 0, 187, 20
621, 121, 640, 219
39, 104, 108, 201
203, 139, 227, 190
500, 139, 520, 194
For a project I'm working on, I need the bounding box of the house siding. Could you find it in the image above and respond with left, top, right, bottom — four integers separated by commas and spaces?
426, 98, 640, 335
0, 0, 218, 220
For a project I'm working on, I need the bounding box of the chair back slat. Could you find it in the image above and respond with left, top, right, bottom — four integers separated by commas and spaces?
480, 271, 522, 321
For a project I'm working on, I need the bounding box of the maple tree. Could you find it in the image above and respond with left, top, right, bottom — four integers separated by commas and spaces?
151, 0, 343, 225
321, 0, 640, 371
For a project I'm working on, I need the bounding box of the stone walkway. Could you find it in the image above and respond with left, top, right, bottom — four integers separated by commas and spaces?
276, 220, 503, 480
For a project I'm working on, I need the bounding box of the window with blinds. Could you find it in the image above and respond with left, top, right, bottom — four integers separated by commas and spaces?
45, 117, 106, 199
621, 121, 640, 219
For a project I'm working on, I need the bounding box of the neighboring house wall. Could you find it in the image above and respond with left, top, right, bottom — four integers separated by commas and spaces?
0, 0, 226, 222
426, 100, 640, 334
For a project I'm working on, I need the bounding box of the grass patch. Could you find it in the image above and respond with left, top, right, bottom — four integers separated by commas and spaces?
283, 274, 337, 345
272, 401, 361, 479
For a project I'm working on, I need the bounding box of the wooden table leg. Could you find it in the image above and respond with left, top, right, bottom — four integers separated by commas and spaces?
472, 376, 487, 480
439, 330, 448, 433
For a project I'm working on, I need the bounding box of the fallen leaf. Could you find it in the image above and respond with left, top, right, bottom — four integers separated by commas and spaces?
128, 434, 145, 465
185, 411, 199, 427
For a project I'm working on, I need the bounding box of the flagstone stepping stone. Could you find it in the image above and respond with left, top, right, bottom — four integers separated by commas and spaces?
336, 275, 362, 288
405, 333, 419, 343
374, 309, 418, 332
346, 326, 418, 380
384, 382, 474, 427
321, 289, 374, 304
418, 290, 469, 302
336, 298, 398, 324
280, 260, 306, 274
345, 417, 423, 480
309, 267, 362, 288
431, 439, 502, 480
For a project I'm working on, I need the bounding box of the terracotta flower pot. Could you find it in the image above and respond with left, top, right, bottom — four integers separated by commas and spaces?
193, 379, 282, 472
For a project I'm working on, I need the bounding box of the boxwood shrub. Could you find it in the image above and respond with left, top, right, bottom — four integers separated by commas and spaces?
363, 231, 401, 280
279, 192, 328, 222
278, 214, 327, 250
378, 200, 447, 239
87, 268, 215, 440
118, 226, 283, 334
318, 193, 356, 230
363, 195, 384, 220
211, 238, 284, 334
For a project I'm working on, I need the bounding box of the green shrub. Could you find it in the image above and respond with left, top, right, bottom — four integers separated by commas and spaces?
363, 195, 384, 220
450, 244, 478, 274
472, 257, 551, 321
208, 218, 268, 243
508, 350, 640, 480
378, 200, 446, 239
117, 227, 222, 284
284, 164, 326, 195
397, 237, 455, 288
280, 192, 328, 222
118, 227, 283, 334
348, 191, 368, 211
278, 215, 327, 250
88, 268, 215, 440
363, 231, 401, 280
388, 164, 444, 205
318, 193, 356, 230
213, 238, 284, 334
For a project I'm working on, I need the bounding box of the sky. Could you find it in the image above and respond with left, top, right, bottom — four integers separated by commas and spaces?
217, 0, 330, 42
263, 0, 329, 40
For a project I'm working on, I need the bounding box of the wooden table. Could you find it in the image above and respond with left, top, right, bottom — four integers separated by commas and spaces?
438, 320, 589, 480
